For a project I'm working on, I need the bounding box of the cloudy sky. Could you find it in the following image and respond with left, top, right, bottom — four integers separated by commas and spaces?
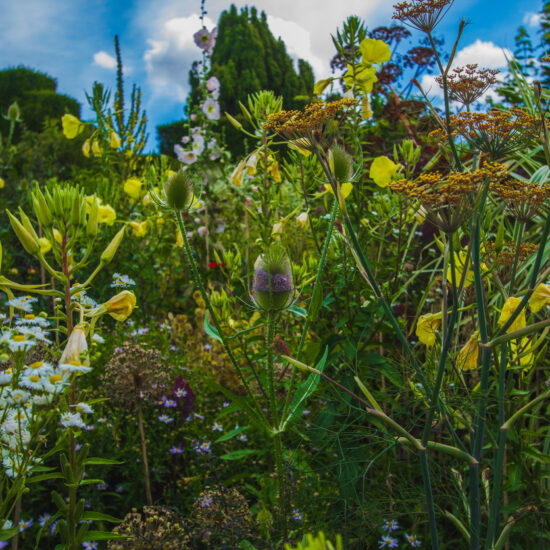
0, 0, 544, 151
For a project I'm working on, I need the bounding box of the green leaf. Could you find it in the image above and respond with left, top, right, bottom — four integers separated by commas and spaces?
308, 283, 323, 321
204, 311, 223, 343
27, 472, 64, 483
288, 304, 307, 317
84, 458, 123, 466
81, 511, 121, 523
0, 527, 19, 541
281, 346, 328, 430
215, 425, 249, 443
220, 449, 262, 460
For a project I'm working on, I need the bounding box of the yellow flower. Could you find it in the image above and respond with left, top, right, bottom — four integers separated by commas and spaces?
61, 114, 81, 139
296, 212, 308, 228
360, 38, 391, 65
447, 251, 474, 287
246, 153, 258, 176
416, 313, 441, 347
287, 139, 312, 157
268, 158, 282, 182
82, 140, 91, 157
176, 231, 184, 247
313, 78, 333, 95
0, 178, 5, 189
109, 131, 121, 149
327, 182, 353, 200
231, 160, 245, 187
457, 332, 479, 370
498, 296, 526, 333
529, 283, 550, 313
370, 156, 399, 187
103, 290, 137, 322
38, 237, 52, 255
344, 63, 377, 94
510, 338, 534, 369
124, 177, 143, 200
129, 220, 148, 238
272, 222, 283, 235
361, 96, 373, 119
92, 140, 101, 157
97, 204, 116, 225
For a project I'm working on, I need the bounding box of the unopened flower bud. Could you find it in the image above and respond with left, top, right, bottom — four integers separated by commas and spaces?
100, 226, 125, 264
103, 290, 137, 322
7, 210, 39, 255
60, 326, 89, 367
6, 102, 20, 122
87, 197, 99, 237
164, 171, 193, 210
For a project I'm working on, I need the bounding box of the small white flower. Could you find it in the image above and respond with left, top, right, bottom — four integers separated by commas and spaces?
7, 296, 37, 313
75, 402, 94, 415
91, 333, 105, 344
60, 412, 85, 429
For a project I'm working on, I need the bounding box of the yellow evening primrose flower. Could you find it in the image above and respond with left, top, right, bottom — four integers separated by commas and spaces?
344, 63, 378, 94
176, 231, 184, 247
82, 140, 91, 158
296, 212, 308, 228
361, 96, 373, 119
92, 140, 101, 157
231, 160, 245, 187
327, 182, 353, 200
124, 177, 143, 200
498, 296, 526, 333
109, 131, 121, 149
268, 158, 282, 182
457, 332, 479, 371
529, 283, 550, 313
103, 290, 137, 322
246, 153, 258, 176
38, 237, 52, 255
447, 251, 474, 287
0, 178, 5, 189
61, 114, 81, 139
360, 38, 391, 65
370, 156, 399, 187
416, 313, 442, 347
97, 204, 116, 225
129, 220, 148, 238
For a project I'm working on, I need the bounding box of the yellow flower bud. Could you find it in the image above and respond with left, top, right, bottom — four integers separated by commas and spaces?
82, 140, 91, 157
0, 178, 5, 189
92, 140, 101, 156
39, 237, 52, 255
109, 131, 121, 149
296, 212, 308, 228
100, 227, 125, 264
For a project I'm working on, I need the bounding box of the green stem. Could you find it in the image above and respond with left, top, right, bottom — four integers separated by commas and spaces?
174, 211, 268, 426
280, 197, 339, 423
508, 222, 525, 295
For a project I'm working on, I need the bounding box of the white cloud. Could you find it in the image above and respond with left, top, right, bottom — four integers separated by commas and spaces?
523, 12, 542, 28
143, 14, 216, 101
93, 51, 117, 70
267, 15, 326, 79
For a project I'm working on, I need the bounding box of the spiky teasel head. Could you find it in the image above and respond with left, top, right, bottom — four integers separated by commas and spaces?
251, 244, 294, 312
164, 170, 194, 211
328, 144, 353, 183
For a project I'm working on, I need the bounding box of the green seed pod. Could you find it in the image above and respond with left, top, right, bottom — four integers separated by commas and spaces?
7, 210, 39, 255
164, 171, 193, 210
252, 244, 294, 312
100, 226, 125, 264
329, 144, 353, 182
6, 102, 20, 122
18, 208, 40, 244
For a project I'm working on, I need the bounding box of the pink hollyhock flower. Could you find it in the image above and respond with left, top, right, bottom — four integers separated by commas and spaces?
193, 27, 217, 55
174, 145, 197, 165
202, 98, 220, 120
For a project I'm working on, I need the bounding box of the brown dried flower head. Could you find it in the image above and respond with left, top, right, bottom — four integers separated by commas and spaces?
101, 343, 174, 406
264, 98, 357, 150
390, 162, 508, 232
393, 0, 453, 33
109, 506, 188, 550
486, 241, 538, 271
430, 108, 541, 160
436, 65, 499, 107
492, 177, 550, 221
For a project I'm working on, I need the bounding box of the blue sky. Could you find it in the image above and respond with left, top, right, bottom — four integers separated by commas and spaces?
0, 0, 544, 151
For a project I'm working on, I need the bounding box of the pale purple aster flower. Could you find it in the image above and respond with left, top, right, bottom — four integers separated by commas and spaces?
82, 542, 98, 549
169, 446, 184, 455
378, 536, 399, 548
38, 514, 51, 527
202, 98, 220, 120
405, 533, 421, 547
237, 433, 248, 442
18, 518, 33, 531
0, 542, 7, 549
292, 509, 302, 521
222, 401, 230, 407
158, 414, 174, 424
212, 422, 223, 432
194, 441, 211, 454
163, 399, 177, 408
383, 519, 400, 532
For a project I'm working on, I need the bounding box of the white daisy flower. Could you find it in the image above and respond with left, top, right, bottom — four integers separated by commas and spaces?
75, 402, 93, 414
7, 296, 37, 313
60, 412, 85, 429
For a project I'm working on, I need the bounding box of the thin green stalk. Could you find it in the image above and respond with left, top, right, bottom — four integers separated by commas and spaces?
280, 197, 339, 423
174, 211, 268, 426
508, 222, 525, 295
419, 450, 440, 550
